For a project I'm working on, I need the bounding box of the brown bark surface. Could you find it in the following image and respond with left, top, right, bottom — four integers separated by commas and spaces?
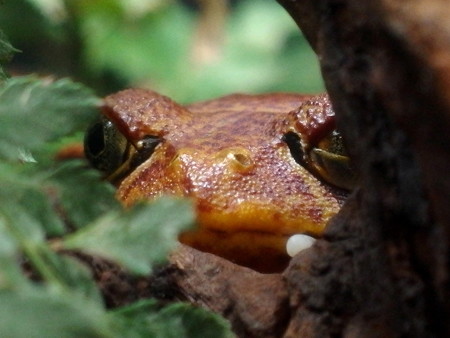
278, 0, 450, 336
93, 1, 450, 337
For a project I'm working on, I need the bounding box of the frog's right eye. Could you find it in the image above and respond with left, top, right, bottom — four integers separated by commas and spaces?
84, 119, 129, 176
284, 129, 356, 190
308, 130, 356, 190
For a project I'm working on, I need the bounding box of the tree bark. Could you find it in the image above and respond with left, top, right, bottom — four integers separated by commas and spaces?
278, 0, 450, 336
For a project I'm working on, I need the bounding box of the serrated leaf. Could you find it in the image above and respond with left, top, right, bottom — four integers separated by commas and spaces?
36, 246, 103, 302
0, 288, 112, 338
0, 203, 45, 244
0, 30, 17, 81
0, 163, 30, 209
0, 76, 100, 160
63, 198, 195, 275
155, 303, 233, 338
109, 300, 233, 338
18, 187, 66, 236
0, 216, 29, 290
0, 204, 100, 297
49, 160, 120, 230
108, 299, 160, 337
0, 30, 16, 62
0, 159, 118, 235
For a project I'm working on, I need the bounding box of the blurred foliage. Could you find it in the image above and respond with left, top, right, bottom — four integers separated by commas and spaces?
0, 33, 233, 338
1, 0, 324, 102
0, 30, 17, 81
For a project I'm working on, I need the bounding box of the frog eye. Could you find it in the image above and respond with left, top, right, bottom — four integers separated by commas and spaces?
84, 118, 161, 182
309, 131, 356, 190
84, 119, 129, 176
284, 130, 356, 190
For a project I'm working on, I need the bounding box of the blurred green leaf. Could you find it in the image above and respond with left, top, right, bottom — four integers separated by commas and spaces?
18, 187, 66, 236
0, 203, 46, 244
0, 160, 118, 236
0, 30, 17, 81
0, 0, 72, 77
27, 0, 66, 22
37, 247, 103, 301
155, 302, 234, 338
0, 203, 98, 297
0, 216, 30, 290
0, 288, 112, 338
50, 160, 120, 230
0, 76, 99, 160
75, 1, 193, 93
66, 0, 323, 101
2, 0, 323, 100
110, 300, 233, 338
0, 31, 16, 64
63, 198, 195, 275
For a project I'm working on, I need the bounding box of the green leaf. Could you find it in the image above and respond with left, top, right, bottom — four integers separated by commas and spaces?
110, 300, 234, 338
0, 288, 112, 338
0, 76, 100, 160
77, 1, 194, 96
0, 203, 45, 245
0, 30, 17, 81
0, 161, 37, 204
155, 303, 234, 338
18, 187, 66, 236
108, 299, 161, 337
0, 160, 119, 235
63, 198, 195, 275
0, 215, 29, 290
50, 160, 120, 230
0, 204, 99, 298
0, 30, 16, 63
36, 246, 103, 301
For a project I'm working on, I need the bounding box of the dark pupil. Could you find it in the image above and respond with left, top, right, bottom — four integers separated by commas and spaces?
86, 122, 106, 156
84, 119, 126, 175
282, 132, 306, 166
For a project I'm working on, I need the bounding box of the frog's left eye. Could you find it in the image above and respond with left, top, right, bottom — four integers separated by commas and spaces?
284, 130, 356, 190
84, 119, 129, 176
85, 118, 161, 182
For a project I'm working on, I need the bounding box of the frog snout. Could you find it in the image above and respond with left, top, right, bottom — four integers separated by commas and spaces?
166, 146, 255, 180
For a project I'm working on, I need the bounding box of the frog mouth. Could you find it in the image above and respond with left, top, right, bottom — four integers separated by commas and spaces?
179, 228, 318, 273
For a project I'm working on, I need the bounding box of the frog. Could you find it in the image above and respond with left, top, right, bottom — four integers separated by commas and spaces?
84, 89, 354, 273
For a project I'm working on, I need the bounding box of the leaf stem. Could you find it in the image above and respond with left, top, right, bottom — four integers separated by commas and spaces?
1, 210, 67, 291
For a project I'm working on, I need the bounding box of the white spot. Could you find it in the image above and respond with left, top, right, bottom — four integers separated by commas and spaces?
286, 234, 317, 257
18, 148, 37, 163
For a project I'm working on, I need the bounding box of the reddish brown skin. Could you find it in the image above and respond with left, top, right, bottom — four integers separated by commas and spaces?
102, 89, 343, 272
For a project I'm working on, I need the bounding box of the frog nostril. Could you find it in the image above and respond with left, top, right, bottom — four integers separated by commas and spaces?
214, 147, 255, 173
224, 150, 254, 173
232, 153, 252, 167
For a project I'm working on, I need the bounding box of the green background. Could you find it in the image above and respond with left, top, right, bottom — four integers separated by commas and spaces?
0, 0, 324, 103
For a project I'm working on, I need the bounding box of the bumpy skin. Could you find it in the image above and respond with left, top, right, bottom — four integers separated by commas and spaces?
102, 89, 343, 272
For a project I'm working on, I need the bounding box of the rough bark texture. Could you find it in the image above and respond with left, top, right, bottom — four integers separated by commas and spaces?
278, 0, 450, 336
166, 245, 290, 337
91, 1, 450, 337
